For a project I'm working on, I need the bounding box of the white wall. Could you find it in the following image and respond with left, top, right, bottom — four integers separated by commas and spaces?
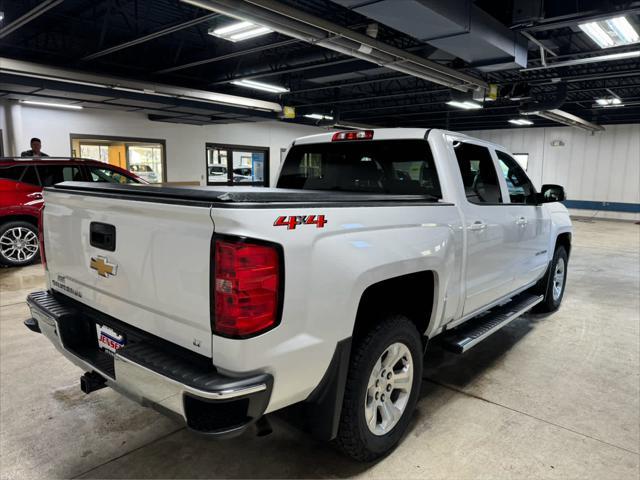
1, 102, 323, 186
466, 124, 640, 221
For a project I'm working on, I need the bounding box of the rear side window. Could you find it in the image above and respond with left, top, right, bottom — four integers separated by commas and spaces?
37, 165, 83, 186
278, 140, 441, 198
88, 167, 138, 184
0, 165, 26, 182
452, 141, 502, 204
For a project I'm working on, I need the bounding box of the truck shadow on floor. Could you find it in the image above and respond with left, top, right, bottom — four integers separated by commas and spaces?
79, 314, 547, 480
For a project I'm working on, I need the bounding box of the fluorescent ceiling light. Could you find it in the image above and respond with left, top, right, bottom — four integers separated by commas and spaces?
231, 79, 289, 93
229, 26, 271, 41
21, 100, 83, 110
595, 97, 622, 106
579, 16, 640, 49
446, 100, 482, 110
209, 21, 272, 42
304, 113, 334, 120
508, 118, 533, 126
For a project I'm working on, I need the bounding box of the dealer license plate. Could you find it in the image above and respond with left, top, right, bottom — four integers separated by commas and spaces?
96, 324, 126, 354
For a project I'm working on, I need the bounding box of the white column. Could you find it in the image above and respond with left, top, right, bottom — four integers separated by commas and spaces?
1, 100, 23, 156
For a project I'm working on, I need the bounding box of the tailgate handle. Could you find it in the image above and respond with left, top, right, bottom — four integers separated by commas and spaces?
90, 222, 116, 252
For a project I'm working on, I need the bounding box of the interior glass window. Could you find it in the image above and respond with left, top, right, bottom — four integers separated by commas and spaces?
496, 151, 537, 204
451, 141, 502, 204
278, 140, 441, 198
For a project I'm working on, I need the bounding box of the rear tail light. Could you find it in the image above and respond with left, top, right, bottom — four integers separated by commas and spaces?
213, 237, 282, 338
38, 207, 47, 270
331, 130, 374, 141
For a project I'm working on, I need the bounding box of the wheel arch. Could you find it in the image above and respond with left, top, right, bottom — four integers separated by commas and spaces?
0, 214, 39, 228
555, 231, 572, 258
353, 270, 437, 342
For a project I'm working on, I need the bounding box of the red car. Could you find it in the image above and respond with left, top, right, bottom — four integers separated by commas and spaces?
0, 158, 144, 267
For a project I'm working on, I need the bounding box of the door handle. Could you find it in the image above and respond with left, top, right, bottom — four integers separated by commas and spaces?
515, 216, 528, 226
469, 221, 487, 232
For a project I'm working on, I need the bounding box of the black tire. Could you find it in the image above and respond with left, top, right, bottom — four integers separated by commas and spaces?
532, 246, 568, 313
335, 315, 423, 462
0, 221, 40, 267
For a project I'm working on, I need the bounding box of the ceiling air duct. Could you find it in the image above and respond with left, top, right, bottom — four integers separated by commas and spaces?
330, 0, 528, 71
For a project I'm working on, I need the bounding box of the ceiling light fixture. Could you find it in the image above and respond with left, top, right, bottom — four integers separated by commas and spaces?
231, 79, 289, 93
20, 100, 83, 110
579, 16, 640, 49
304, 113, 334, 120
508, 119, 534, 126
446, 100, 482, 110
595, 97, 623, 106
209, 21, 272, 42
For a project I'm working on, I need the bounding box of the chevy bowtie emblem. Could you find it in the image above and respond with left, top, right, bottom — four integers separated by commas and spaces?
90, 256, 117, 278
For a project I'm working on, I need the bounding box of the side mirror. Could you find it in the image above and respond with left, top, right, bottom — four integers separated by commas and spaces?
538, 184, 566, 203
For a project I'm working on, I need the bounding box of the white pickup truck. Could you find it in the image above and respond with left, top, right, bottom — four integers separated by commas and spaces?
25, 128, 572, 461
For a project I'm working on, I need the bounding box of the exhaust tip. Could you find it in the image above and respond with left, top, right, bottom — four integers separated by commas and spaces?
80, 371, 106, 394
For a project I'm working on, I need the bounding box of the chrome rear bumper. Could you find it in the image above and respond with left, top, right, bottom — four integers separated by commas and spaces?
27, 290, 272, 436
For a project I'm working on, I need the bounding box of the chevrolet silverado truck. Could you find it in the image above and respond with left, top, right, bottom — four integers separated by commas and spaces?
25, 128, 572, 461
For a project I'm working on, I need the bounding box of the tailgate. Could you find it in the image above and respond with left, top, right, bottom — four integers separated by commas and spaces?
42, 188, 214, 356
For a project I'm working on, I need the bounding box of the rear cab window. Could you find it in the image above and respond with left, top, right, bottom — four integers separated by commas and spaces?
277, 139, 442, 198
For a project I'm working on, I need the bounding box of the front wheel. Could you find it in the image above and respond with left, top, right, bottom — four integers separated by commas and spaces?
335, 315, 423, 461
533, 246, 568, 313
0, 221, 40, 267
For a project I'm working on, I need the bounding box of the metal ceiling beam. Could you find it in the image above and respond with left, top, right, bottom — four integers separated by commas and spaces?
0, 0, 64, 40
0, 57, 282, 113
515, 5, 640, 32
522, 50, 640, 72
156, 38, 299, 74
211, 56, 363, 84
82, 13, 220, 61
181, 0, 487, 92
533, 109, 604, 132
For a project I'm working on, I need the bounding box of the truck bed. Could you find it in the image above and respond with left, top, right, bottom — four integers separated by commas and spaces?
50, 182, 442, 207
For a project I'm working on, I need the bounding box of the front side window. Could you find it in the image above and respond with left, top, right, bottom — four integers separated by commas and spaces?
278, 140, 441, 198
496, 151, 536, 204
88, 167, 139, 184
36, 165, 83, 186
452, 141, 502, 204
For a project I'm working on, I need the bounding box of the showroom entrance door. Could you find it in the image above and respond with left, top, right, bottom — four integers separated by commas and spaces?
206, 143, 269, 186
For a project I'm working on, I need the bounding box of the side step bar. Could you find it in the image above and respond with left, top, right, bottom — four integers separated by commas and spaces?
441, 293, 543, 353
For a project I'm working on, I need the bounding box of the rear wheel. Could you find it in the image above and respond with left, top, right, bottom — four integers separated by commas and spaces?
533, 246, 568, 313
0, 221, 40, 267
335, 315, 423, 461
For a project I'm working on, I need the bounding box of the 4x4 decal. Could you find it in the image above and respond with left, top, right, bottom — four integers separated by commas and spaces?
274, 215, 327, 230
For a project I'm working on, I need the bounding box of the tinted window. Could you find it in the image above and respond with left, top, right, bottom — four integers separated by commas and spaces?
88, 167, 138, 184
496, 151, 537, 204
37, 165, 83, 186
278, 140, 441, 197
452, 141, 502, 204
0, 165, 26, 182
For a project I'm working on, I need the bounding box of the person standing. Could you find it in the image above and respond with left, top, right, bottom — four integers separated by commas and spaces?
21, 138, 49, 157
